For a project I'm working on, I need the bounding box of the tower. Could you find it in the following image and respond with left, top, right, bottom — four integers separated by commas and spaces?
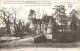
45, 19, 53, 40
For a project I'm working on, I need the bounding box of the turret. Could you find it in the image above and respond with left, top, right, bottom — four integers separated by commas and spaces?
45, 19, 53, 40
47, 19, 53, 34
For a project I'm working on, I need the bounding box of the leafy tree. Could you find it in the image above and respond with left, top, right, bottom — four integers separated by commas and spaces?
69, 9, 79, 33
29, 9, 35, 17
53, 5, 68, 32
28, 9, 36, 23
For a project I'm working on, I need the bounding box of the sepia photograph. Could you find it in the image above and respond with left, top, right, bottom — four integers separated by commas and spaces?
0, 0, 80, 51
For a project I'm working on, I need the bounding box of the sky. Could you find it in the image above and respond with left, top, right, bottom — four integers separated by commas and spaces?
0, 0, 80, 27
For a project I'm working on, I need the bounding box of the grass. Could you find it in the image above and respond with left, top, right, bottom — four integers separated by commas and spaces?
0, 32, 80, 49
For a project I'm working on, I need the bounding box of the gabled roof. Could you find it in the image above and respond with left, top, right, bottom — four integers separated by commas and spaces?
47, 19, 53, 28
42, 15, 55, 23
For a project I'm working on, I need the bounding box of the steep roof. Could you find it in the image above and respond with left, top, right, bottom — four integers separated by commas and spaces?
47, 19, 53, 28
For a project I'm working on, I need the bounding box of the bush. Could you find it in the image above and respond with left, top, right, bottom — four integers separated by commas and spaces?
52, 32, 77, 43
59, 32, 77, 43
34, 35, 47, 43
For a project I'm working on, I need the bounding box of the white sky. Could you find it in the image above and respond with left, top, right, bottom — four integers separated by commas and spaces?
0, 0, 80, 27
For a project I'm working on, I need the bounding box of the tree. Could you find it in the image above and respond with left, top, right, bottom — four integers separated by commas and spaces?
29, 9, 35, 17
28, 9, 36, 23
53, 5, 68, 32
10, 6, 22, 33
0, 7, 13, 35
69, 9, 79, 33
0, 7, 25, 37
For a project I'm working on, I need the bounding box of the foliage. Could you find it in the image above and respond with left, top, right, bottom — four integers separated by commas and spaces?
69, 9, 79, 32
53, 5, 68, 32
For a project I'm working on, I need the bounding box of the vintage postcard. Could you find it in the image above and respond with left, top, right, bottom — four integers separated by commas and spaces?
0, 0, 80, 51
